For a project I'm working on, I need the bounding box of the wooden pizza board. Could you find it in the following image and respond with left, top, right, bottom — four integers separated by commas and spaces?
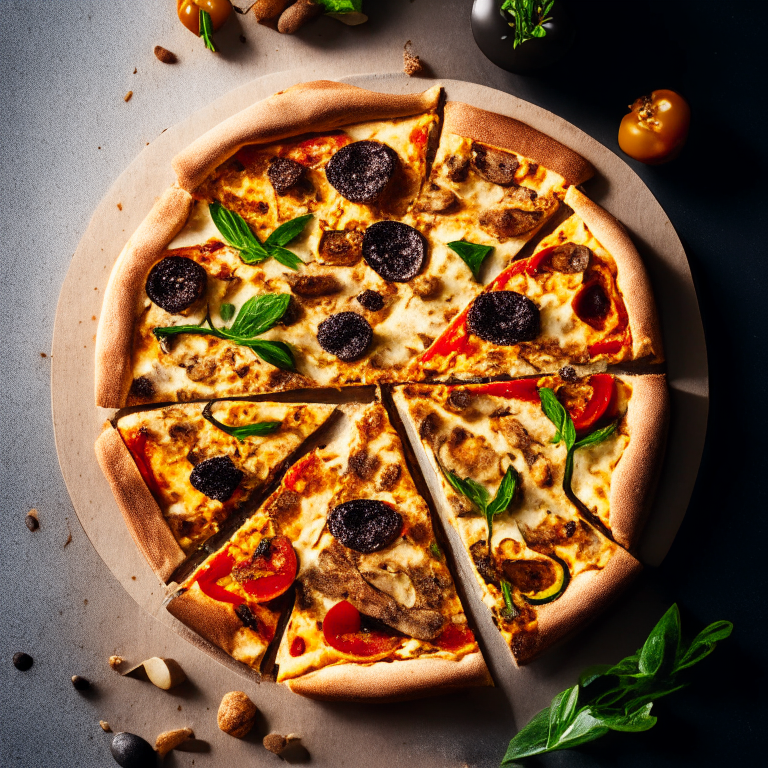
51, 70, 707, 767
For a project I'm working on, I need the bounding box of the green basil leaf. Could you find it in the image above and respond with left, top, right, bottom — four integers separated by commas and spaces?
315, 0, 362, 12
638, 604, 681, 678
153, 324, 221, 343
220, 303, 235, 322
579, 664, 614, 688
199, 8, 216, 51
548, 685, 580, 745
545, 707, 609, 752
227, 294, 290, 338
502, 707, 551, 762
265, 214, 314, 248
246, 339, 296, 370
531, 24, 546, 37
564, 447, 575, 489
441, 467, 491, 513
429, 542, 442, 560
500, 579, 518, 619
209, 201, 271, 263
674, 620, 733, 672
486, 466, 518, 518
238, 247, 272, 265
202, 402, 281, 443
574, 421, 618, 450
590, 703, 657, 733
268, 245, 305, 271
616, 682, 688, 712
538, 387, 574, 448
603, 653, 641, 678
446, 240, 494, 281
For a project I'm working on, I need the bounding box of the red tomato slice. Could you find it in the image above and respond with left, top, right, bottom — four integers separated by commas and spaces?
237, 536, 298, 603
433, 623, 476, 652
195, 550, 243, 606
323, 601, 402, 658
463, 378, 540, 401
289, 636, 306, 657
568, 374, 616, 435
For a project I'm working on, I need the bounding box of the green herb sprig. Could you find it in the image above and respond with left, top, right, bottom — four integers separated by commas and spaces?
500, 0, 555, 49
199, 10, 216, 52
441, 464, 519, 544
502, 604, 733, 762
316, 0, 362, 12
447, 240, 495, 281
209, 202, 313, 271
153, 293, 295, 370
202, 401, 281, 442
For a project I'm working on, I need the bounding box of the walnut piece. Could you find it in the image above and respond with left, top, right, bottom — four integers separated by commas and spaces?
155, 727, 194, 757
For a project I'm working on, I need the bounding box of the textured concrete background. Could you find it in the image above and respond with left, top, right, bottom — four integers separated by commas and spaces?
1, 1, 766, 766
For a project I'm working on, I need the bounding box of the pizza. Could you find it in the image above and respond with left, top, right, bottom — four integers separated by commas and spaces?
167, 402, 491, 699
92, 80, 670, 699
95, 400, 335, 580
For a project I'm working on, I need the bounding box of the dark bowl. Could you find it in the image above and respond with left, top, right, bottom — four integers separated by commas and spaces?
471, 0, 575, 74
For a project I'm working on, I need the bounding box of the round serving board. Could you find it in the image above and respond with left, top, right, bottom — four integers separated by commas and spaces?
51, 70, 707, 767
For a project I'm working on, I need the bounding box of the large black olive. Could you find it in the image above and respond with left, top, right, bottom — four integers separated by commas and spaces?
145, 256, 207, 314
327, 499, 403, 553
189, 456, 243, 502
110, 732, 157, 768
362, 221, 426, 282
467, 291, 540, 345
267, 157, 306, 195
316, 312, 373, 362
325, 141, 398, 203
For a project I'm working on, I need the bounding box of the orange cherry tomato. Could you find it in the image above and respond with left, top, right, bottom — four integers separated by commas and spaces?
323, 601, 402, 659
177, 0, 232, 36
618, 89, 690, 164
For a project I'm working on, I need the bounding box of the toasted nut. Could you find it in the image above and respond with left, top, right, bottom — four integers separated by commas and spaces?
124, 91, 133, 102
217, 691, 257, 738
403, 41, 423, 77
100, 721, 111, 732
263, 733, 288, 754
72, 675, 91, 691
25, 509, 39, 531
277, 0, 321, 33
153, 45, 177, 64
253, 0, 292, 22
108, 655, 123, 671
155, 727, 194, 757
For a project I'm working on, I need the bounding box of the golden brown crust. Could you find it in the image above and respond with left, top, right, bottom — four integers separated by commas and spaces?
610, 375, 670, 550
443, 101, 595, 186
283, 651, 491, 702
172, 81, 443, 192
94, 425, 185, 581
94, 186, 193, 408
565, 187, 664, 362
515, 547, 642, 664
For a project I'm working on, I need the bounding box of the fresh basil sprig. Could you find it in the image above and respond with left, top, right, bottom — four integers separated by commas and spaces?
153, 293, 295, 370
316, 0, 362, 12
202, 401, 281, 442
220, 303, 235, 322
199, 9, 216, 52
500, 579, 518, 619
209, 201, 312, 271
447, 240, 494, 281
500, 0, 555, 49
502, 604, 733, 763
441, 464, 518, 544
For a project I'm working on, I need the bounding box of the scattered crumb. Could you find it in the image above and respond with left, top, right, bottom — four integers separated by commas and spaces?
154, 45, 177, 64
403, 41, 423, 76
108, 655, 123, 671
133, 67, 137, 74
263, 733, 288, 754
124, 91, 133, 102
25, 509, 40, 531
177, 705, 182, 711
217, 691, 257, 738
72, 675, 91, 691
131, 575, 136, 581
117, 203, 123, 211
63, 531, 72, 548
98, 146, 101, 150
156, 727, 194, 757
91, 315, 96, 321
40, 352, 47, 358
99, 721, 111, 732
83, 599, 88, 606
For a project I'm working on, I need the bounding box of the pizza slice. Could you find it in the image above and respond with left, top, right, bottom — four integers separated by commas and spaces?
95, 400, 335, 580
409, 186, 663, 382
393, 376, 658, 663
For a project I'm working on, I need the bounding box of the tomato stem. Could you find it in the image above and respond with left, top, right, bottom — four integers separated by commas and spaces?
200, 9, 217, 52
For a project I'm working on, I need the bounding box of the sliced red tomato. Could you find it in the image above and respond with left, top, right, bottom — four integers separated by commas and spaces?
433, 623, 476, 652
289, 636, 306, 657
566, 374, 616, 435
195, 549, 243, 606
464, 378, 540, 401
123, 430, 162, 498
236, 536, 298, 603
410, 125, 429, 147
323, 601, 402, 658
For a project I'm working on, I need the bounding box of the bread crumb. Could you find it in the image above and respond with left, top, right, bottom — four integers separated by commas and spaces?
25, 509, 39, 531
108, 655, 123, 671
217, 691, 257, 738
263, 733, 288, 754
133, 67, 137, 74
124, 91, 133, 102
156, 727, 194, 757
117, 203, 122, 211
403, 40, 423, 76
99, 721, 111, 732
154, 45, 177, 64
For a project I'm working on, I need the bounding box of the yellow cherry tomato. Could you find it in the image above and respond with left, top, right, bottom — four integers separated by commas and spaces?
618, 89, 691, 165
177, 0, 232, 36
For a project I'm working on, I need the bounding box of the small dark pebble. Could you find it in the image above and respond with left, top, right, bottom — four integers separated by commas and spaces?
356, 290, 384, 312
110, 732, 157, 768
13, 652, 33, 671
25, 513, 39, 531
72, 675, 91, 691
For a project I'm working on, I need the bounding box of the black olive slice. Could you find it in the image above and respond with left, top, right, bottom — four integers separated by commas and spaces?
356, 290, 384, 311
327, 499, 403, 553
146, 256, 207, 314
549, 243, 591, 273
573, 281, 611, 328
362, 221, 426, 282
467, 291, 540, 345
316, 312, 373, 361
471, 143, 519, 186
325, 140, 399, 203
189, 456, 243, 502
267, 157, 306, 195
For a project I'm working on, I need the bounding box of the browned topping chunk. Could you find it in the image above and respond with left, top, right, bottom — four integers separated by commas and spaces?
263, 733, 289, 754
267, 157, 306, 195
415, 183, 458, 213
445, 154, 470, 183
217, 691, 258, 738
501, 559, 557, 593
285, 273, 342, 297
471, 143, 519, 186
403, 41, 423, 76
470, 540, 497, 584
479, 207, 543, 240
317, 229, 363, 266
447, 389, 472, 411
411, 274, 442, 299
549, 243, 591, 273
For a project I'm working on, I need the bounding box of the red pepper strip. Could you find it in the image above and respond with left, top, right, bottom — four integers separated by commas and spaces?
233, 144, 266, 168
588, 332, 630, 359
570, 374, 616, 435
283, 452, 319, 492
239, 536, 298, 603
489, 247, 554, 291
460, 378, 541, 401
122, 430, 163, 498
433, 623, 476, 652
195, 550, 243, 606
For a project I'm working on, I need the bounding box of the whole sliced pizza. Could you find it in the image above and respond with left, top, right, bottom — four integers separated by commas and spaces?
93, 80, 669, 700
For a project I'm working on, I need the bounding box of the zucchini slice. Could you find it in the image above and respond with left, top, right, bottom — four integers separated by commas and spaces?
501, 554, 570, 605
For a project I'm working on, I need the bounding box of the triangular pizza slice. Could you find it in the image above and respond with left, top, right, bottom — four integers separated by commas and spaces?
96, 400, 335, 581
409, 187, 663, 382
393, 374, 662, 663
